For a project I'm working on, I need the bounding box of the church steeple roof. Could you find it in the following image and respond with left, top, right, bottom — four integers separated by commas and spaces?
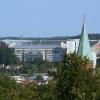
77, 18, 93, 60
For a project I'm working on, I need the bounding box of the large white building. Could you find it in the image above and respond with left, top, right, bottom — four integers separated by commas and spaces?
2, 38, 100, 64
3, 39, 64, 62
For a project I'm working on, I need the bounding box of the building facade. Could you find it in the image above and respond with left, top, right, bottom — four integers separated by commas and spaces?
3, 39, 64, 62
2, 36, 99, 64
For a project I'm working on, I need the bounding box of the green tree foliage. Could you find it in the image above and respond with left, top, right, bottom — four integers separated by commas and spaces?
18, 82, 56, 100
0, 74, 20, 100
1, 53, 100, 100
20, 59, 56, 76
0, 48, 20, 65
31, 59, 54, 73
56, 53, 100, 100
0, 74, 55, 100
96, 58, 100, 66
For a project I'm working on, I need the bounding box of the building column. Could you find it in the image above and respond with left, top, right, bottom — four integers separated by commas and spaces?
42, 50, 46, 60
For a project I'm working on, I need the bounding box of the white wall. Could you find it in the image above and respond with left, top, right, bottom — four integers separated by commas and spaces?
61, 39, 79, 54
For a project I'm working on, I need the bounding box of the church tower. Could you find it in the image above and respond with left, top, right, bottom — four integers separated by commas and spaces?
77, 18, 95, 68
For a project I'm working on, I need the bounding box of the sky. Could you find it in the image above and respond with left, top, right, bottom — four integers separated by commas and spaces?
0, 0, 100, 37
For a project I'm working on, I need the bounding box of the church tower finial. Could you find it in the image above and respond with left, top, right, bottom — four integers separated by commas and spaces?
83, 14, 85, 22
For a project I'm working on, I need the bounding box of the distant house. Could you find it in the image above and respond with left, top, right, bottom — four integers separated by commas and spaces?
91, 41, 100, 58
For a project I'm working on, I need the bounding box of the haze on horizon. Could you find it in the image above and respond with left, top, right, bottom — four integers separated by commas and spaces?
0, 0, 100, 37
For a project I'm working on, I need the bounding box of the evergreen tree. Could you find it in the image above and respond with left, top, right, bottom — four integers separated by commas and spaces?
0, 48, 20, 65
56, 53, 100, 100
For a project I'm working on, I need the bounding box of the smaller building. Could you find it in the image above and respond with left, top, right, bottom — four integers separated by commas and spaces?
61, 39, 79, 54
91, 41, 100, 58
11, 76, 26, 83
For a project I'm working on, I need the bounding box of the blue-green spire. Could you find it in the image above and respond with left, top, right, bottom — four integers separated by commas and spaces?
77, 18, 93, 60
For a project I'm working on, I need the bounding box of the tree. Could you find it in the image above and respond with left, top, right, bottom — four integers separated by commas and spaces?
0, 74, 53, 100
0, 74, 20, 100
20, 59, 56, 76
56, 53, 100, 100
0, 48, 20, 65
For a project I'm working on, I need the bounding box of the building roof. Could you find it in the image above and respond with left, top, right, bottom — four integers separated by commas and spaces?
77, 19, 93, 60
14, 45, 61, 49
